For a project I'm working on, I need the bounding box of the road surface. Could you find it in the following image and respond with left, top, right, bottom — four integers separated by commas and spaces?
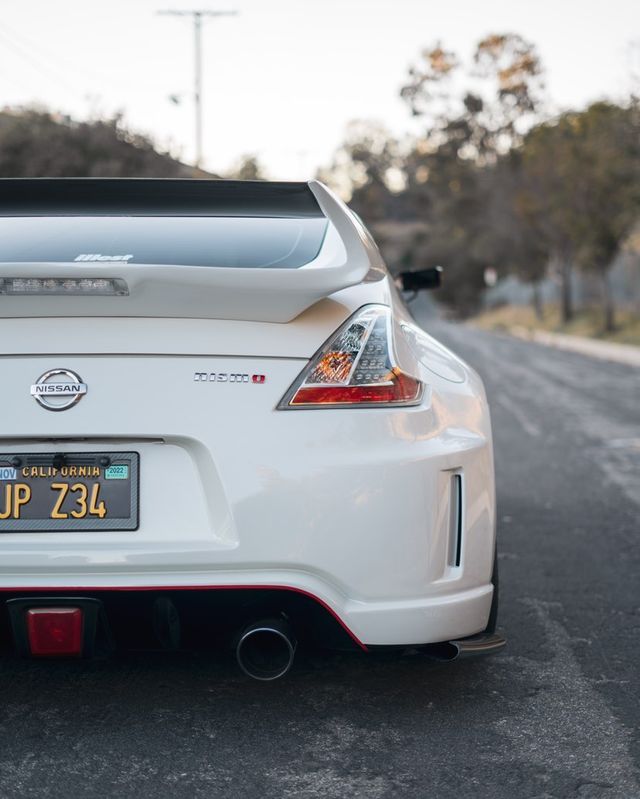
0, 318, 638, 798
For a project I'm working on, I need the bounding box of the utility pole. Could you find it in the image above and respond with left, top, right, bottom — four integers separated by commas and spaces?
158, 8, 238, 169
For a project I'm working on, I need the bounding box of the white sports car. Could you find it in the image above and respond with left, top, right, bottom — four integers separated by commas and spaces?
0, 178, 503, 679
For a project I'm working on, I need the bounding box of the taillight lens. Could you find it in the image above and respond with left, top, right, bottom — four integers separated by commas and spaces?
278, 306, 423, 408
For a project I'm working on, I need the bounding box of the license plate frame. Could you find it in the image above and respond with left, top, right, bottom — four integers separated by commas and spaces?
0, 451, 139, 533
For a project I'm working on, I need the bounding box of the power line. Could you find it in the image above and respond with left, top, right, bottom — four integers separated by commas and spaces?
0, 23, 85, 99
0, 18, 188, 120
0, 20, 103, 90
157, 8, 238, 168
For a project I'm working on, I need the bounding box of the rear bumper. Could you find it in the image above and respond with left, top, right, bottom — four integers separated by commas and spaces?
0, 425, 496, 647
0, 573, 494, 648
0, 350, 496, 649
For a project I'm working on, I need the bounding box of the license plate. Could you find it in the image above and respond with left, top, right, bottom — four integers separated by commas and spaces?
0, 452, 139, 532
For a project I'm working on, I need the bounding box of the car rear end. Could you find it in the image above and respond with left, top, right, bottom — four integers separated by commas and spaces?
0, 178, 501, 675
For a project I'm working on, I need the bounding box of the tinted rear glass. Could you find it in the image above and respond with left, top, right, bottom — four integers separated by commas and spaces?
0, 216, 328, 268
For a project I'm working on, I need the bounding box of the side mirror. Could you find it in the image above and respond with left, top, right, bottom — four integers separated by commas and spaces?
399, 266, 443, 292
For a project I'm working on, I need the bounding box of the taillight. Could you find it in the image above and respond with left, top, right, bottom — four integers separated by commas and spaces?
278, 306, 423, 408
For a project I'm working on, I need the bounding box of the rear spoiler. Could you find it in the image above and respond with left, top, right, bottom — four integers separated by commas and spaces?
0, 178, 324, 218
0, 179, 384, 323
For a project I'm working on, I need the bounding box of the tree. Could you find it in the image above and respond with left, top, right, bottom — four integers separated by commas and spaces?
487, 151, 551, 318
402, 134, 492, 314
320, 34, 640, 325
569, 102, 640, 330
401, 34, 544, 162
0, 108, 203, 177
400, 44, 459, 121
518, 102, 640, 328
227, 154, 267, 181
473, 33, 545, 142
317, 120, 402, 219
397, 34, 547, 315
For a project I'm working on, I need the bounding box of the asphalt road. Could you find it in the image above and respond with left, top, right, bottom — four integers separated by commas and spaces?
0, 316, 638, 799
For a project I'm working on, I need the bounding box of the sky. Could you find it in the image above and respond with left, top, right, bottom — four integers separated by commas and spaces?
0, 0, 637, 178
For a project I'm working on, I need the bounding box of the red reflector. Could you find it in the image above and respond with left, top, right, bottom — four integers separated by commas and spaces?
26, 608, 83, 657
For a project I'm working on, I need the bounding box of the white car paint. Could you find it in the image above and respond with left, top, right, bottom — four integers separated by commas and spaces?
0, 179, 496, 649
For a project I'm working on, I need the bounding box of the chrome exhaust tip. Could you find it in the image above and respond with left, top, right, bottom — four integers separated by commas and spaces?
236, 618, 297, 681
419, 632, 507, 661
449, 631, 506, 658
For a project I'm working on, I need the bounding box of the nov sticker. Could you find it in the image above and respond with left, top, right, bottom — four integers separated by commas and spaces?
0, 467, 17, 481
105, 464, 129, 480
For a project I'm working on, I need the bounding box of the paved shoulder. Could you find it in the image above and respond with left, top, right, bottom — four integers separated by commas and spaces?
421, 317, 640, 793
497, 325, 640, 369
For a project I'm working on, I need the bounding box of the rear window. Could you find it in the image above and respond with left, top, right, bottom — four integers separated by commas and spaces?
0, 216, 328, 269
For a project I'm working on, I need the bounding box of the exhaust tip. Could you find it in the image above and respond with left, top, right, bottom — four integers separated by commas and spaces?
236, 618, 296, 681
419, 632, 507, 661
